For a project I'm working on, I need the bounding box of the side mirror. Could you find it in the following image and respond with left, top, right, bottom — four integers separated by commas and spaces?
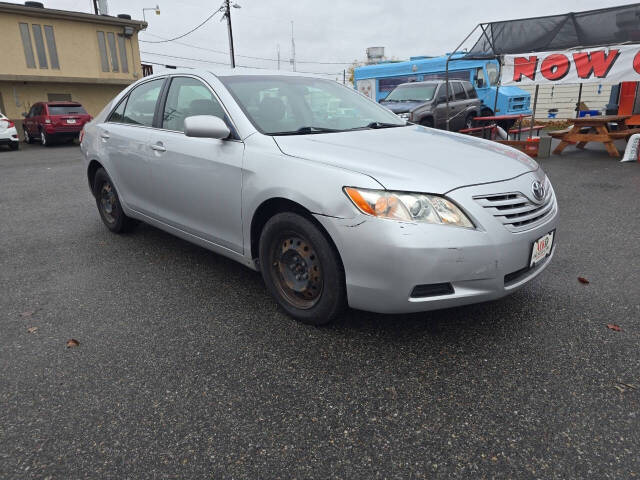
476, 78, 484, 88
184, 115, 230, 140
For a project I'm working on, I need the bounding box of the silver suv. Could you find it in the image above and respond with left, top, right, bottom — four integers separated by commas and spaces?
380, 80, 482, 131
81, 69, 557, 325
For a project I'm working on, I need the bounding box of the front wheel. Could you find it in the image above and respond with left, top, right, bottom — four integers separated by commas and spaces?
259, 212, 346, 325
420, 118, 434, 128
24, 128, 34, 144
93, 168, 137, 233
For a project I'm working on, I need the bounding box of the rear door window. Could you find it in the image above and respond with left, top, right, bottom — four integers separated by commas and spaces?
453, 82, 466, 100
108, 97, 128, 123
122, 78, 164, 127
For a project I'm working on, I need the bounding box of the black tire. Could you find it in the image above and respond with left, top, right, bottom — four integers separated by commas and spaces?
464, 114, 476, 130
93, 168, 137, 233
420, 117, 434, 128
9, 142, 19, 151
40, 129, 52, 147
259, 212, 346, 325
24, 128, 34, 144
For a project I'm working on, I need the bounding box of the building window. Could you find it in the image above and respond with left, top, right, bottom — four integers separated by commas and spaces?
97, 31, 110, 72
117, 35, 129, 73
19, 23, 36, 68
31, 24, 48, 69
47, 93, 72, 102
43, 26, 60, 70
106, 32, 119, 72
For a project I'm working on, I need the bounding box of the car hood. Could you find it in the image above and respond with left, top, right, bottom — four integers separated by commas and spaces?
380, 101, 427, 113
274, 125, 539, 193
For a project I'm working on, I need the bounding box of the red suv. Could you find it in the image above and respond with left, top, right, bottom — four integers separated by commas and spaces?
23, 102, 91, 146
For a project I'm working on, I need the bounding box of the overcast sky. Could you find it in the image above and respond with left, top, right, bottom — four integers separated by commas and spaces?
9, 0, 640, 79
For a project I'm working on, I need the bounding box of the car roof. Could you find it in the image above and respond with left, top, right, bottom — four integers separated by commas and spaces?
139, 67, 326, 82
45, 101, 83, 106
396, 80, 470, 87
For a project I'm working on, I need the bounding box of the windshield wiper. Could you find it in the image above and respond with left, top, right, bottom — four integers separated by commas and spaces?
364, 121, 405, 129
271, 126, 342, 135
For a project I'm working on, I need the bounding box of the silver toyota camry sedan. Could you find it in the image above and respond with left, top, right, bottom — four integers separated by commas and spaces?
81, 69, 557, 325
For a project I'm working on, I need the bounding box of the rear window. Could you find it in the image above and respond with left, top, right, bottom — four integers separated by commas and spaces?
48, 105, 87, 115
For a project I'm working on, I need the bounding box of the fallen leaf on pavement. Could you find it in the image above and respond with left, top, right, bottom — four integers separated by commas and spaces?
20, 311, 35, 317
27, 327, 38, 334
578, 277, 590, 284
606, 324, 621, 332
66, 339, 80, 348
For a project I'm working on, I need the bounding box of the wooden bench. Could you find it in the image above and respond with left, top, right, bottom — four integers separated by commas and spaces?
608, 127, 640, 140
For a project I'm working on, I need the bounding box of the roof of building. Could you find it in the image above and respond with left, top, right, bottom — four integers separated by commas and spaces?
0, 1, 147, 30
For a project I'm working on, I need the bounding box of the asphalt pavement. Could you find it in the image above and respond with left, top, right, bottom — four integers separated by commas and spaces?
1, 141, 639, 479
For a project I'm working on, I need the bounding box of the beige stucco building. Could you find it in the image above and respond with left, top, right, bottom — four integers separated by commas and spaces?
0, 1, 146, 130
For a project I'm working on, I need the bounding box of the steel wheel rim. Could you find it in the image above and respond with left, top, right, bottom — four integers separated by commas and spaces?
99, 182, 117, 224
24, 130, 29, 142
270, 233, 323, 310
40, 131, 46, 145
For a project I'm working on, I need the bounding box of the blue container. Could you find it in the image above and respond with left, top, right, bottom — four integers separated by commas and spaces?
579, 110, 600, 117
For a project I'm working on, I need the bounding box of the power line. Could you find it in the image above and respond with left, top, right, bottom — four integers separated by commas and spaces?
140, 50, 342, 76
139, 7, 223, 44
141, 33, 353, 65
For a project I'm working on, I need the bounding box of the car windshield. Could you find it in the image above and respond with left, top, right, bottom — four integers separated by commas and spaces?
384, 83, 437, 102
48, 105, 87, 115
219, 75, 406, 135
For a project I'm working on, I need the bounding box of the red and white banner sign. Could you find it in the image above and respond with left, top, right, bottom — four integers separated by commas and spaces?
501, 44, 640, 86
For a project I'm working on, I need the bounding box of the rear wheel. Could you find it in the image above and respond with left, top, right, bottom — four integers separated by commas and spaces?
93, 168, 137, 233
464, 114, 476, 130
40, 129, 51, 147
9, 142, 19, 151
259, 212, 346, 325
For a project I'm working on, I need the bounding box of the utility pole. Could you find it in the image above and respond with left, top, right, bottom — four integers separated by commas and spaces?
290, 20, 296, 72
223, 0, 236, 68
92, 0, 98, 14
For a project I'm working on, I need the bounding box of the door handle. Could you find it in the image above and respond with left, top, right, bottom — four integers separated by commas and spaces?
100, 132, 110, 140
150, 143, 166, 152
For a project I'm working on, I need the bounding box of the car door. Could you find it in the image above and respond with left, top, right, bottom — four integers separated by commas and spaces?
449, 82, 468, 130
433, 85, 452, 129
25, 104, 39, 135
23, 105, 35, 135
98, 77, 165, 217
147, 75, 244, 254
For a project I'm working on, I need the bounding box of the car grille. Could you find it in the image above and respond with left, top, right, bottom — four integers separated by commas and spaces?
473, 181, 555, 233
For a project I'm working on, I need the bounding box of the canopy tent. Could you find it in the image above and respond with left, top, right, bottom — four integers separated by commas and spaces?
445, 3, 640, 130
463, 3, 640, 58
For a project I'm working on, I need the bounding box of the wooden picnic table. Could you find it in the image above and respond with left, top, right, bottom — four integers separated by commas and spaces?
551, 115, 634, 158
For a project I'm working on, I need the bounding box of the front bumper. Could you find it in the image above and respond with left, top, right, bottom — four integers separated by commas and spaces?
315, 171, 558, 314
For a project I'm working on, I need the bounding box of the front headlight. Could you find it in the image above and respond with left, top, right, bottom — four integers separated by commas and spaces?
344, 187, 474, 228
397, 112, 411, 120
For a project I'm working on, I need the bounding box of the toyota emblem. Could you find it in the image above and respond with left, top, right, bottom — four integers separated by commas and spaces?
531, 181, 545, 202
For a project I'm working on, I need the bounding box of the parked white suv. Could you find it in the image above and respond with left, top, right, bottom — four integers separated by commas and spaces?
0, 112, 19, 150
